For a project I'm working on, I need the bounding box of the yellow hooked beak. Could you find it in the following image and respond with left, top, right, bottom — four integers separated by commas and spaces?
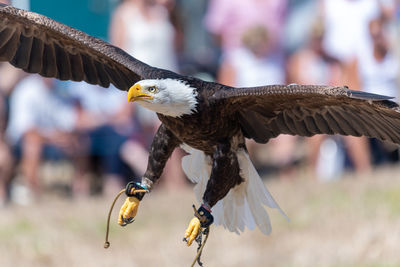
127, 84, 154, 102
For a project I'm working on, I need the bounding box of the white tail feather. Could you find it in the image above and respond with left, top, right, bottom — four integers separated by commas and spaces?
181, 145, 289, 235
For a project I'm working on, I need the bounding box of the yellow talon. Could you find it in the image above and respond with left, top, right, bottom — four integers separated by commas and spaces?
184, 217, 201, 246
118, 196, 140, 226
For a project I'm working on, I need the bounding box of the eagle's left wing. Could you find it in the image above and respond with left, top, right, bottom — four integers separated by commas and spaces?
211, 84, 400, 144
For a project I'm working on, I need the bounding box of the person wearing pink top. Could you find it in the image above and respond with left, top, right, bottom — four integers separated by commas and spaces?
204, 0, 287, 54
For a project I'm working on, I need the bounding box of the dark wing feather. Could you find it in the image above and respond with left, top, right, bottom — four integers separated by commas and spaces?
212, 84, 400, 144
0, 4, 179, 90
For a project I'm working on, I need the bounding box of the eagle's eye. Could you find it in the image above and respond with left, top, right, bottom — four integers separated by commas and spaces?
148, 86, 157, 93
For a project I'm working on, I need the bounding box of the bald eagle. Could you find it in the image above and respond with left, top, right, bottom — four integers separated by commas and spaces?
2, 4, 400, 246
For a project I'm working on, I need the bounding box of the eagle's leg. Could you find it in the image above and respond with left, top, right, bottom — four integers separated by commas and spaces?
118, 124, 180, 226
184, 141, 243, 245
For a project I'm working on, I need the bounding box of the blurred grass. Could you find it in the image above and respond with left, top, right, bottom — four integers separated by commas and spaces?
1, 166, 400, 266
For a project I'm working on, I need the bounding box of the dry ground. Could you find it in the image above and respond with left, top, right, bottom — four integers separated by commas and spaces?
2, 166, 400, 267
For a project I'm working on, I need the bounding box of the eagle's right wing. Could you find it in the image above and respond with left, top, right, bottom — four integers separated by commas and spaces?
0, 4, 179, 90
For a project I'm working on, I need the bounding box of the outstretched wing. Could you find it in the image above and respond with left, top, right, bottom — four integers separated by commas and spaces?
0, 4, 179, 90
212, 84, 400, 144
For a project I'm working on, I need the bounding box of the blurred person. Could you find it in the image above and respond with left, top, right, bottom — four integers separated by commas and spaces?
174, 0, 219, 78
288, 20, 347, 180
109, 0, 186, 189
218, 25, 284, 87
358, 18, 398, 99
0, 62, 27, 96
320, 0, 379, 98
0, 0, 33, 204
284, 0, 319, 53
288, 19, 342, 87
0, 97, 12, 205
110, 0, 178, 71
66, 82, 143, 196
321, 0, 380, 65
357, 17, 400, 165
0, 65, 14, 205
218, 25, 297, 178
0, 0, 19, 207
317, 0, 384, 175
6, 75, 85, 201
0, 18, 28, 203
204, 0, 287, 56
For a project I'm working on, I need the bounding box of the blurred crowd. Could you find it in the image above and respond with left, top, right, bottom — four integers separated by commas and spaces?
0, 0, 400, 206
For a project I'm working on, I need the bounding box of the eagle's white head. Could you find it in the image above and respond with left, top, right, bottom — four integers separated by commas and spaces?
127, 79, 198, 117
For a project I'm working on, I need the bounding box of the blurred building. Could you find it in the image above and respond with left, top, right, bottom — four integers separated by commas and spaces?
13, 0, 115, 41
